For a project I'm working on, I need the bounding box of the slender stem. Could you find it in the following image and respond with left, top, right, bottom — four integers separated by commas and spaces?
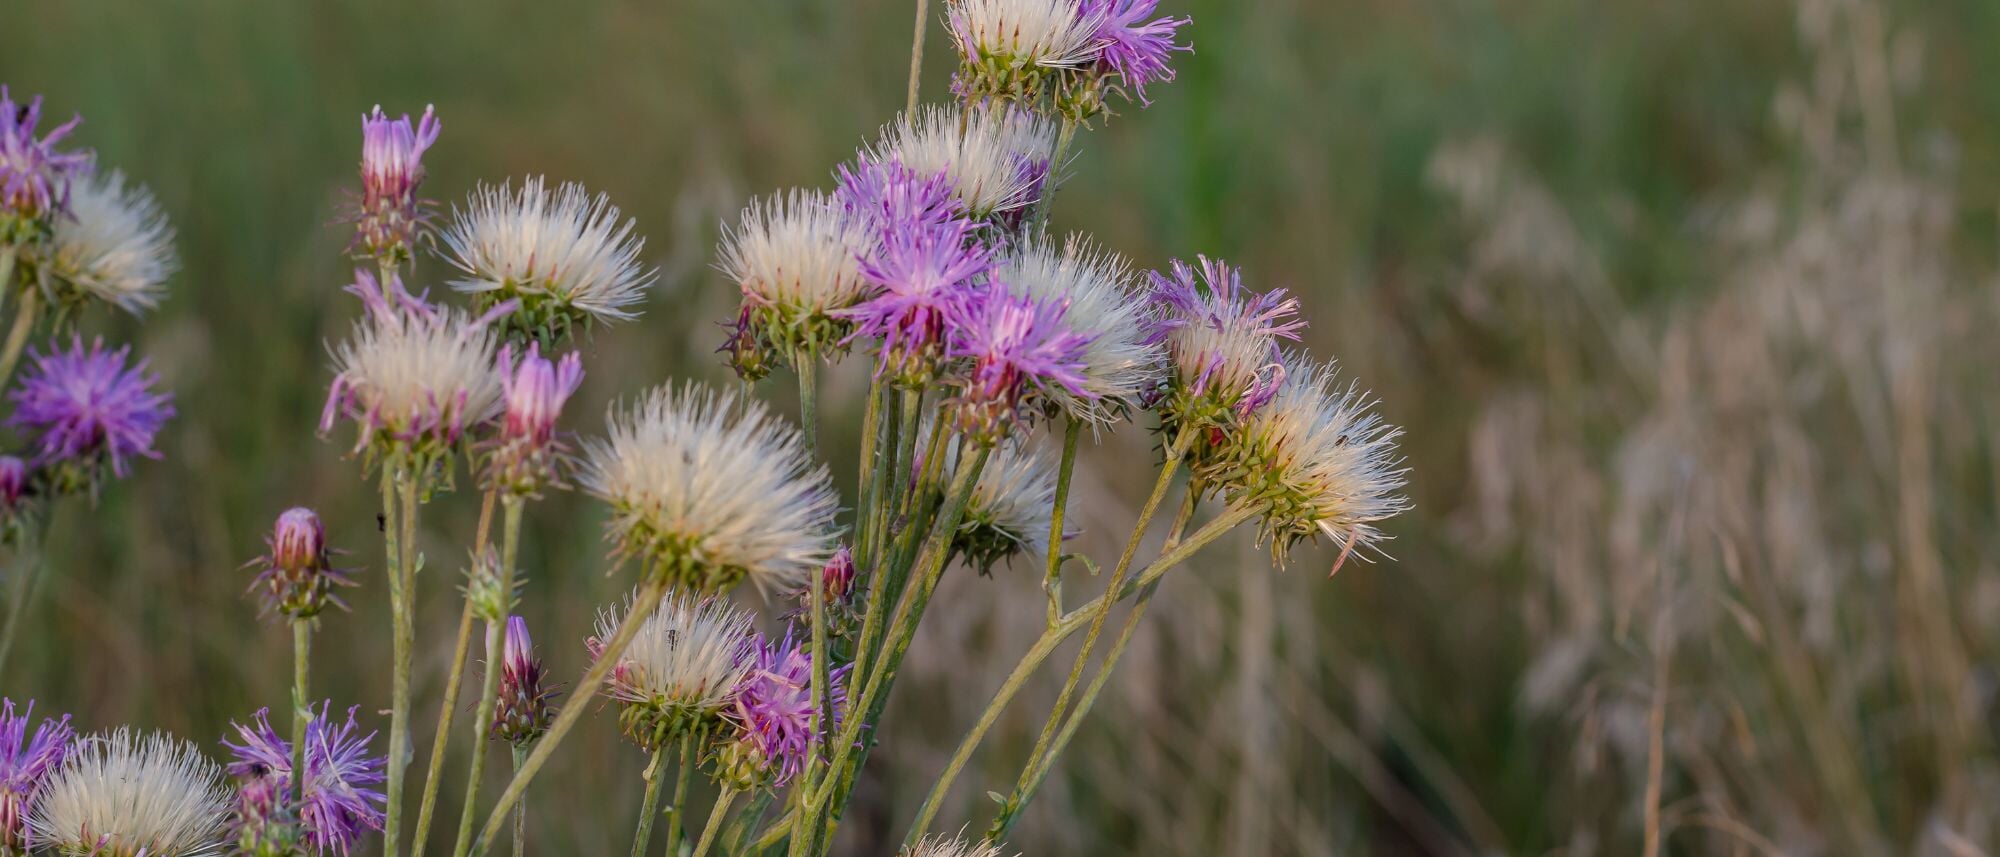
473, 575, 672, 855
383, 466, 409, 857
797, 358, 818, 459
0, 246, 16, 319
1041, 421, 1080, 625
629, 738, 670, 857
664, 731, 696, 857
905, 0, 929, 115
415, 489, 501, 857
798, 561, 832, 807
509, 745, 528, 857
854, 378, 883, 564
691, 789, 738, 857
750, 810, 796, 853
452, 499, 524, 857
0, 288, 42, 392
291, 619, 313, 798
1029, 119, 1078, 237
0, 516, 50, 684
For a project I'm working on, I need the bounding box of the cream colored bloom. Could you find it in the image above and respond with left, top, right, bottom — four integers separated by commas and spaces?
321, 273, 506, 456
867, 106, 1060, 218
443, 176, 655, 332
999, 236, 1161, 425
947, 0, 1103, 68
596, 589, 755, 717
44, 170, 176, 314
30, 729, 231, 857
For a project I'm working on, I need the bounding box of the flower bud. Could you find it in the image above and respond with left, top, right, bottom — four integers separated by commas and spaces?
492, 616, 556, 746
483, 343, 583, 497
248, 507, 354, 620
352, 105, 439, 266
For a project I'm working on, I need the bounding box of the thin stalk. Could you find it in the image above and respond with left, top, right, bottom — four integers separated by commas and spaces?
473, 575, 672, 854
382, 465, 409, 857
291, 619, 313, 798
0, 288, 42, 392
629, 737, 671, 857
797, 357, 818, 459
664, 731, 696, 857
509, 745, 528, 857
750, 809, 796, 853
854, 378, 884, 568
0, 516, 51, 683
1029, 119, 1078, 236
451, 499, 524, 857
797, 562, 832, 809
905, 0, 929, 114
691, 789, 739, 857
415, 489, 502, 857
1041, 421, 1080, 625
0, 246, 16, 317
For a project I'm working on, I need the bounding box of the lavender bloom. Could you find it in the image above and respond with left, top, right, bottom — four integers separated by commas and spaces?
492, 616, 557, 746
246, 507, 356, 620
223, 704, 387, 856
834, 160, 960, 239
352, 105, 440, 264
483, 342, 583, 495
0, 699, 72, 853
7, 336, 174, 485
717, 628, 851, 789
1148, 256, 1304, 424
1080, 0, 1192, 105
943, 278, 1095, 442
840, 218, 991, 383
0, 87, 90, 234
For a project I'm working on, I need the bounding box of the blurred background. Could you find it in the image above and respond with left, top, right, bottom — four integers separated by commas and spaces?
6, 0, 2000, 853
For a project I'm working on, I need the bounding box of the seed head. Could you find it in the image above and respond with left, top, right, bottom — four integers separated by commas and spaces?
30, 728, 232, 857
947, 0, 1104, 105
40, 169, 176, 315
954, 436, 1063, 573
593, 590, 755, 748
442, 177, 655, 342
999, 236, 1161, 426
717, 189, 874, 374
903, 834, 1010, 857
864, 106, 1059, 222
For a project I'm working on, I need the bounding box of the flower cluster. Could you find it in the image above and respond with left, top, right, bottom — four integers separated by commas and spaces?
245, 507, 356, 620
946, 0, 1191, 122
222, 704, 387, 856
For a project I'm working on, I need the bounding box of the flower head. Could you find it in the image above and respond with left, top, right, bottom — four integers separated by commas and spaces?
580, 383, 840, 593
947, 0, 1104, 104
0, 699, 72, 853
717, 189, 875, 375
321, 270, 508, 471
40, 169, 176, 315
30, 728, 232, 857
834, 159, 961, 239
483, 342, 583, 496
864, 106, 1059, 221
999, 236, 1161, 426
903, 834, 1009, 857
955, 436, 1063, 572
1080, 0, 1191, 106
493, 616, 558, 746
716, 627, 850, 790
246, 507, 356, 620
443, 177, 655, 341
944, 278, 1095, 442
351, 105, 440, 265
1199, 354, 1409, 567
8, 336, 174, 490
222, 704, 386, 856
841, 216, 991, 384
1149, 256, 1304, 432
0, 87, 90, 239
593, 590, 755, 746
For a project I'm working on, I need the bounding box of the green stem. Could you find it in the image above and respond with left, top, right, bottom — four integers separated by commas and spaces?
415, 489, 501, 857
473, 575, 672, 855
452, 499, 524, 857
1041, 421, 1080, 625
749, 810, 795, 854
383, 465, 410, 857
691, 789, 738, 857
629, 737, 670, 857
291, 619, 313, 799
0, 246, 16, 318
0, 288, 42, 392
665, 731, 696, 857
509, 745, 528, 857
906, 0, 929, 114
854, 378, 884, 568
797, 357, 818, 459
1029, 119, 1078, 237
796, 558, 832, 812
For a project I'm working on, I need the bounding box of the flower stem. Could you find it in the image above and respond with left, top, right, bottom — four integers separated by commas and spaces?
472, 574, 671, 855
691, 789, 738, 857
1029, 119, 1078, 237
905, 0, 930, 114
629, 737, 670, 857
509, 745, 528, 857
452, 498, 523, 857
414, 489, 500, 857
291, 618, 313, 798
1041, 420, 1080, 625
383, 465, 410, 857
795, 558, 832, 811
664, 731, 696, 857
797, 357, 818, 459
0, 288, 43, 392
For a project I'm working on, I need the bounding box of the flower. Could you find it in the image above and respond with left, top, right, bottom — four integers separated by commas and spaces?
246, 507, 356, 620
947, 0, 1104, 105
0, 699, 72, 853
1149, 256, 1304, 428
717, 189, 875, 374
833, 159, 960, 239
8, 336, 174, 487
903, 834, 1008, 857
492, 616, 558, 746
863, 106, 1060, 221
841, 215, 991, 383
943, 278, 1095, 442
351, 105, 440, 264
222, 704, 387, 856
40, 169, 176, 314
1080, 0, 1191, 105
320, 270, 508, 469
955, 436, 1062, 572
30, 728, 232, 857
442, 177, 655, 340
716, 627, 851, 790
483, 342, 583, 495
998, 236, 1161, 425
1198, 354, 1409, 567
593, 590, 755, 746
579, 383, 840, 593
0, 87, 90, 237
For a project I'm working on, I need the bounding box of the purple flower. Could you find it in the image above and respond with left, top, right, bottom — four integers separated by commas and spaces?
944, 278, 1095, 439
0, 698, 73, 852
8, 336, 174, 479
352, 105, 440, 262
0, 87, 90, 227
223, 704, 386, 856
1148, 256, 1303, 417
834, 159, 960, 239
247, 507, 356, 619
840, 218, 991, 379
492, 616, 558, 745
724, 628, 850, 788
485, 342, 583, 495
1079, 0, 1192, 105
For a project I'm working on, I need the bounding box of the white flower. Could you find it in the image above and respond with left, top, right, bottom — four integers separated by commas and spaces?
718, 189, 873, 320
957, 436, 1060, 570
947, 0, 1103, 68
1207, 353, 1410, 566
867, 106, 1060, 218
580, 382, 840, 593
903, 833, 1010, 857
321, 271, 506, 455
999, 235, 1161, 424
43, 169, 176, 314
30, 729, 232, 857
596, 589, 755, 717
442, 176, 655, 331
